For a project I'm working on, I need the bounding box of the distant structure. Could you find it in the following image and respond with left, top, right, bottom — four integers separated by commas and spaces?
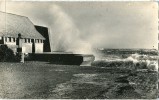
0, 11, 50, 53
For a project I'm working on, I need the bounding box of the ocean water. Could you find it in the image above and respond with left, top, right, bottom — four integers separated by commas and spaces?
93, 49, 158, 71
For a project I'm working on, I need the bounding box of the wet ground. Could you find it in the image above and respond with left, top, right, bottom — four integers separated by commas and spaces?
0, 61, 157, 99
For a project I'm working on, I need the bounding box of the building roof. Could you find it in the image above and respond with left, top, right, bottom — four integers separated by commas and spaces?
0, 11, 45, 39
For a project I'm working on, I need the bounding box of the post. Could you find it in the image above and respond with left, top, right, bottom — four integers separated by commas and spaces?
17, 33, 24, 63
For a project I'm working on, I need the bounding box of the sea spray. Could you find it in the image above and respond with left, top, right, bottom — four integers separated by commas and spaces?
48, 4, 94, 54
125, 53, 158, 71
92, 52, 158, 71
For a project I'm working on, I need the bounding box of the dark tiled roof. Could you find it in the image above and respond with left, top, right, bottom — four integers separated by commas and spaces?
0, 11, 45, 39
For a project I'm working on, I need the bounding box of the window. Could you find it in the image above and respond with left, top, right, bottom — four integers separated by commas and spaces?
31, 39, 34, 43
13, 38, 15, 42
41, 39, 43, 43
9, 37, 11, 42
28, 39, 30, 43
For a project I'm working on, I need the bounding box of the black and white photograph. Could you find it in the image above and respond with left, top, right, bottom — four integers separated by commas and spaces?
0, 1, 158, 99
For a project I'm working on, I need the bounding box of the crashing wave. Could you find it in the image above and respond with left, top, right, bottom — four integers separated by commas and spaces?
94, 53, 158, 71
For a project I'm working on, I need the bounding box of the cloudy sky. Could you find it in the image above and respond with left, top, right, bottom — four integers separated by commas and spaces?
0, 1, 158, 52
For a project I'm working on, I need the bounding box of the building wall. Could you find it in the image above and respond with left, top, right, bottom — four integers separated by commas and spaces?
22, 43, 32, 53
5, 42, 17, 53
5, 40, 33, 53
35, 43, 43, 53
1, 36, 44, 53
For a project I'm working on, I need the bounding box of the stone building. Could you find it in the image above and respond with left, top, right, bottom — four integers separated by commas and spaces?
0, 11, 51, 53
